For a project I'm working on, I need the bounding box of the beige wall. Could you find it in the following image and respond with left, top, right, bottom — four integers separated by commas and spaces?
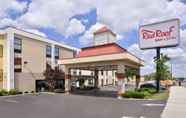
15, 73, 44, 92
17, 35, 47, 73
0, 35, 5, 89
15, 34, 75, 91
59, 47, 74, 59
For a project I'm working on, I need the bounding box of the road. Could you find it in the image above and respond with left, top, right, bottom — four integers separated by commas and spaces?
0, 94, 166, 118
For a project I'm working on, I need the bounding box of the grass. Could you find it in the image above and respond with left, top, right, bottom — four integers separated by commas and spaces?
145, 90, 169, 100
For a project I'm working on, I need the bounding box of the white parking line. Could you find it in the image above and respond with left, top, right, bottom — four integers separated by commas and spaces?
143, 103, 165, 107
121, 116, 146, 118
4, 99, 19, 103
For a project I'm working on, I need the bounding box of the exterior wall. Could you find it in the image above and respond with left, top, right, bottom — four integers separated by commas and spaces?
14, 34, 75, 92
14, 35, 47, 91
15, 73, 44, 92
98, 70, 117, 87
70, 69, 117, 87
59, 47, 74, 59
108, 33, 116, 43
94, 32, 108, 46
0, 35, 4, 88
19, 35, 47, 73
94, 32, 116, 46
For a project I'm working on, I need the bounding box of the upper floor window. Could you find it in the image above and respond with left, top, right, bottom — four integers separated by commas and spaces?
0, 45, 3, 57
46, 45, 51, 57
55, 47, 59, 59
14, 37, 22, 53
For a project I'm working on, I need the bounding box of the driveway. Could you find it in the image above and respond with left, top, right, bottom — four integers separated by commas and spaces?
0, 94, 166, 118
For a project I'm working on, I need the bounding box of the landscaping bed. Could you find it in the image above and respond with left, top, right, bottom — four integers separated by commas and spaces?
122, 88, 169, 100
0, 89, 21, 96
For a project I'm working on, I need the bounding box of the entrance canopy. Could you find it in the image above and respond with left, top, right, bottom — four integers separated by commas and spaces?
58, 43, 144, 70
58, 43, 144, 93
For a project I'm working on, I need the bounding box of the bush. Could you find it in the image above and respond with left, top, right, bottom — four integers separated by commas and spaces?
0, 89, 8, 96
122, 91, 151, 99
139, 88, 156, 94
8, 89, 19, 95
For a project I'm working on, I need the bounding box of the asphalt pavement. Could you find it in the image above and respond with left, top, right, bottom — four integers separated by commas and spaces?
0, 94, 166, 118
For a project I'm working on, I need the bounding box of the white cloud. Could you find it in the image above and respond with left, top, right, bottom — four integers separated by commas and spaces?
128, 44, 156, 75
65, 18, 85, 37
4, 0, 185, 38
0, 0, 27, 18
18, 0, 91, 32
0, 18, 18, 28
79, 23, 105, 46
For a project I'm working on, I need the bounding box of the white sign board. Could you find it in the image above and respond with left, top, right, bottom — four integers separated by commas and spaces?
139, 19, 180, 49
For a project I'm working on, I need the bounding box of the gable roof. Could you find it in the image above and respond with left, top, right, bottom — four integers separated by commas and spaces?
93, 26, 116, 36
76, 43, 127, 58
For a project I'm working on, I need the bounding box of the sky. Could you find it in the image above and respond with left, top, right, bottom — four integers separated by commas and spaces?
0, 0, 186, 77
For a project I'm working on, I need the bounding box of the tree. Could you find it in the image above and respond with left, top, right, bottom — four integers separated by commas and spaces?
154, 54, 171, 80
43, 63, 65, 91
144, 73, 156, 81
125, 68, 136, 82
154, 53, 171, 92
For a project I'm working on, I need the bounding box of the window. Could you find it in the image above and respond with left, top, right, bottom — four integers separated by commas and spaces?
79, 71, 81, 75
0, 45, 3, 57
14, 68, 22, 72
46, 45, 51, 57
14, 57, 22, 72
55, 47, 59, 59
106, 71, 108, 76
73, 70, 77, 75
101, 70, 103, 76
14, 37, 22, 53
14, 57, 22, 65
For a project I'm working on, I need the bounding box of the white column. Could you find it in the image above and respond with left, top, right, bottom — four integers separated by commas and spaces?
117, 64, 126, 99
5, 30, 15, 91
51, 44, 55, 69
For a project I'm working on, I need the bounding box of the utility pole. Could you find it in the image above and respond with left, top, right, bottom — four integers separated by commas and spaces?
156, 47, 161, 93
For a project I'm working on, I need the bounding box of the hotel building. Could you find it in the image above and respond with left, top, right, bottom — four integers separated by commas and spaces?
0, 27, 78, 92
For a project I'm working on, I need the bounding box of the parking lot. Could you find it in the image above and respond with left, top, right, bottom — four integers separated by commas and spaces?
0, 94, 166, 118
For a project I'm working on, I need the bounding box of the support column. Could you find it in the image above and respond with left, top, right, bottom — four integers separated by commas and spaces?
5, 30, 15, 91
116, 64, 125, 99
135, 69, 140, 90
94, 69, 99, 88
64, 67, 71, 94
51, 44, 55, 69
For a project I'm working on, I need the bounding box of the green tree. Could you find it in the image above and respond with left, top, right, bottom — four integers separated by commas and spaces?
125, 68, 136, 82
155, 54, 171, 80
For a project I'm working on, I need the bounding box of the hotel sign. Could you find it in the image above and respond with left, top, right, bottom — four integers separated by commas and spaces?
139, 19, 180, 49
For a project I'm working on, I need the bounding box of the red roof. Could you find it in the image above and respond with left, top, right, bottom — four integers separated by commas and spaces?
94, 26, 116, 36
76, 43, 127, 58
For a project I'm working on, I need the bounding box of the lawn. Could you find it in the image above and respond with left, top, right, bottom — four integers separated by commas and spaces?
145, 90, 169, 100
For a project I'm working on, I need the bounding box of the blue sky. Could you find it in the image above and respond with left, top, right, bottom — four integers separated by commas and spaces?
1, 0, 186, 77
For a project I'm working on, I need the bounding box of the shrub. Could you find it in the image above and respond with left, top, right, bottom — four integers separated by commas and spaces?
140, 88, 156, 94
122, 91, 150, 99
0, 89, 8, 96
8, 89, 19, 95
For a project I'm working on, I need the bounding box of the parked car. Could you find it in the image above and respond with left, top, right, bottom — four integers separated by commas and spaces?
140, 83, 166, 90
